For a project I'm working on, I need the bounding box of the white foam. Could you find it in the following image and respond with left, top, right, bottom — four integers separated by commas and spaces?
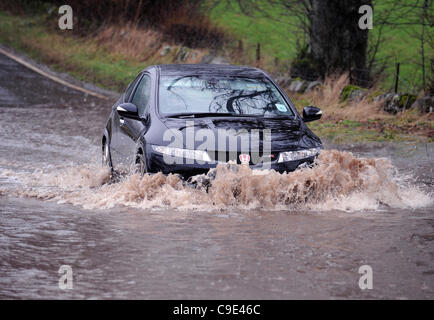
2, 150, 432, 212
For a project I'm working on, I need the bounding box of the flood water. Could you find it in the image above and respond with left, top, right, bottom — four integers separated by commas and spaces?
0, 53, 433, 299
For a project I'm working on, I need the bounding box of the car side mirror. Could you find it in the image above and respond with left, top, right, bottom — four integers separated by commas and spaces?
117, 103, 140, 120
302, 106, 322, 122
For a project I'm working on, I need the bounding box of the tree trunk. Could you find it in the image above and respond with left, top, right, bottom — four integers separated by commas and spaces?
309, 0, 371, 85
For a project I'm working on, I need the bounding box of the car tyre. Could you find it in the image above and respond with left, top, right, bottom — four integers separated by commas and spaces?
102, 141, 113, 171
135, 151, 147, 176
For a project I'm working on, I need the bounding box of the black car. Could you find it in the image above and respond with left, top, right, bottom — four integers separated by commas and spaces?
102, 64, 323, 178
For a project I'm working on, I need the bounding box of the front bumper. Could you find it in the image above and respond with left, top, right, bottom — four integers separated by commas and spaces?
147, 150, 317, 179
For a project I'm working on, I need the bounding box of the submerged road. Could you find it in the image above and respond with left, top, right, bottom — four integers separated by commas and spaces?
0, 52, 433, 299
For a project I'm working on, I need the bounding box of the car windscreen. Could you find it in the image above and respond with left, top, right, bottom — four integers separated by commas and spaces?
158, 75, 295, 117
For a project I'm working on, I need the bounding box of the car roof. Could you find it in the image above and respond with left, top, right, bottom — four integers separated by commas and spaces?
156, 64, 267, 78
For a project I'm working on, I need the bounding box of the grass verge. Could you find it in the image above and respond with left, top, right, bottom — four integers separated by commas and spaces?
0, 11, 147, 92
291, 75, 433, 143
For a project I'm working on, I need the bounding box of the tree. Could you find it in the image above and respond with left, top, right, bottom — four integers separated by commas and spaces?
221, 0, 373, 85
308, 0, 372, 85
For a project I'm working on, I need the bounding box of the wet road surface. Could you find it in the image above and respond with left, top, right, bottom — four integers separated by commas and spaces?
0, 52, 433, 299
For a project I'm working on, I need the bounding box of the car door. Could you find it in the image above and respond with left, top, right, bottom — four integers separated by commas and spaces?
111, 73, 143, 167
118, 73, 152, 166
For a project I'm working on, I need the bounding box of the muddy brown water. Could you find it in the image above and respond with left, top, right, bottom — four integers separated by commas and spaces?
0, 53, 433, 299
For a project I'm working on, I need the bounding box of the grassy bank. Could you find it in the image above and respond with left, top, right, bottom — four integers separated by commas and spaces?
0, 11, 143, 92
0, 10, 432, 143
290, 74, 433, 143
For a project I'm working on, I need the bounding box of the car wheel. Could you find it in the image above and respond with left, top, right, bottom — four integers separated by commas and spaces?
102, 141, 112, 170
135, 151, 147, 176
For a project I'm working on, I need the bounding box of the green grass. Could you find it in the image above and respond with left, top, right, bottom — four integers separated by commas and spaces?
209, 0, 431, 92
209, 1, 299, 64
372, 1, 430, 92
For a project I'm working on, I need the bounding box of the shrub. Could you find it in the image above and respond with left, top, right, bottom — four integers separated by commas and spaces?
8, 0, 226, 48
290, 46, 321, 81
399, 94, 417, 110
340, 84, 362, 102
160, 5, 225, 49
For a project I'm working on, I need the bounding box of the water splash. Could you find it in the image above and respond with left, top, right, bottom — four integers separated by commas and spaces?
1, 150, 432, 212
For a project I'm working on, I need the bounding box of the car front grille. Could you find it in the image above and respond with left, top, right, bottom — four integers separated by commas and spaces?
207, 151, 278, 165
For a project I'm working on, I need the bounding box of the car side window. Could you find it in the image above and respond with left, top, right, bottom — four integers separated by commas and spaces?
124, 74, 142, 102
131, 74, 151, 115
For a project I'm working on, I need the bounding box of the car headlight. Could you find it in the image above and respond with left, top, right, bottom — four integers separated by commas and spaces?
277, 147, 321, 163
151, 145, 212, 162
